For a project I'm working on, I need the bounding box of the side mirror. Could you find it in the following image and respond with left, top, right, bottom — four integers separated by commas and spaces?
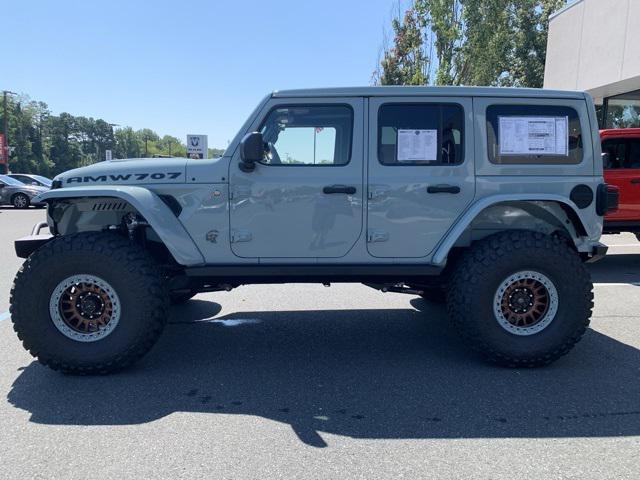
239, 132, 264, 172
601, 152, 611, 169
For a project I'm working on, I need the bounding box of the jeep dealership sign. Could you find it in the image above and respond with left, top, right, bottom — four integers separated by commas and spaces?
187, 134, 208, 159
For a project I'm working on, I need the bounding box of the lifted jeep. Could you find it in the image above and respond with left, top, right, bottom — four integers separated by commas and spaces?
11, 86, 617, 374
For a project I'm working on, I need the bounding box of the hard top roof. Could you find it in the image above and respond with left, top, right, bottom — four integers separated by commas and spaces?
272, 86, 586, 100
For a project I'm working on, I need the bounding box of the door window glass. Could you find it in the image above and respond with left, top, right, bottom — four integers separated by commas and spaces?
259, 105, 352, 166
377, 104, 464, 165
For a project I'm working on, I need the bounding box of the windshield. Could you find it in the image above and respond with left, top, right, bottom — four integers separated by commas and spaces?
31, 175, 52, 187
0, 175, 27, 186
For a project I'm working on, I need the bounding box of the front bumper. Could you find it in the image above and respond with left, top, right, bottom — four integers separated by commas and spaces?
15, 222, 53, 258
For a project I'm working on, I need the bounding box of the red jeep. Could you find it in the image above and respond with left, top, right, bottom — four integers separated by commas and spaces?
602, 128, 640, 237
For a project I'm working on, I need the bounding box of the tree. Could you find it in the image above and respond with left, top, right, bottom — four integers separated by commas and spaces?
0, 91, 224, 173
114, 127, 140, 159
373, 6, 430, 86
413, 0, 462, 85
503, 0, 566, 88
376, 0, 568, 88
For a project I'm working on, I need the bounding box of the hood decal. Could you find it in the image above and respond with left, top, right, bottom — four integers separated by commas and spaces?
66, 172, 183, 184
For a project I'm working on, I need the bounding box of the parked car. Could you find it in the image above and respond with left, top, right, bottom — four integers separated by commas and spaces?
11, 86, 617, 374
0, 174, 48, 208
601, 128, 640, 238
7, 173, 53, 188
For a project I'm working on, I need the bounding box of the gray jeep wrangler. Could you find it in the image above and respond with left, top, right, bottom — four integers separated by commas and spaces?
10, 87, 618, 374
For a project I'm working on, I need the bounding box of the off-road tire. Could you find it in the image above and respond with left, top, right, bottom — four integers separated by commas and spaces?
419, 287, 447, 304
10, 232, 168, 374
447, 230, 593, 367
12, 193, 30, 209
170, 290, 197, 304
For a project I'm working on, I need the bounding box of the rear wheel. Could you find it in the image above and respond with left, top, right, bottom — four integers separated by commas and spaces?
12, 193, 30, 209
10, 232, 168, 374
170, 290, 197, 304
447, 231, 593, 367
419, 286, 446, 304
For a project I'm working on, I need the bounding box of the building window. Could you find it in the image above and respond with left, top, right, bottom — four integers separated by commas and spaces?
604, 89, 640, 129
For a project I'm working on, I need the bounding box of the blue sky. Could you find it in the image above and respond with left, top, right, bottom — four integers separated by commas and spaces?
3, 0, 399, 148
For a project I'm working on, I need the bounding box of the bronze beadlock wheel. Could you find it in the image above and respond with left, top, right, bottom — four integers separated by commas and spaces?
49, 274, 121, 342
493, 270, 558, 336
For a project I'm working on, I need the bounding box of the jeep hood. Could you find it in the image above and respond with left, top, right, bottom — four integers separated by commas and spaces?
54, 157, 189, 187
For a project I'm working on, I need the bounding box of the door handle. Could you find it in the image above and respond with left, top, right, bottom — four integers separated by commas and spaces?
630, 178, 640, 184
427, 184, 460, 194
323, 185, 356, 194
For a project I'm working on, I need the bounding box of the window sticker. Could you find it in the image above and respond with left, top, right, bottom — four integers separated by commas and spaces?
498, 116, 568, 156
397, 129, 438, 161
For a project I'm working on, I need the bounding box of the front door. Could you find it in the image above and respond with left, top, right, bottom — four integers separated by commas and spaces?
367, 97, 475, 258
229, 100, 364, 258
603, 136, 640, 221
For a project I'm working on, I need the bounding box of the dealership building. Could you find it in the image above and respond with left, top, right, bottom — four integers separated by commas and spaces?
544, 0, 640, 128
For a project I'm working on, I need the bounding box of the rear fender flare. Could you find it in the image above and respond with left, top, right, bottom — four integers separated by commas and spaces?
36, 186, 205, 266
432, 194, 593, 266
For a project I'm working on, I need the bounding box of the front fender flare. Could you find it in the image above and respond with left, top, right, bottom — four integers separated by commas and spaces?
431, 194, 595, 266
35, 186, 205, 266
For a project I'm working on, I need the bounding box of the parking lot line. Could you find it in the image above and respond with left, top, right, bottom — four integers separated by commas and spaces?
0, 311, 9, 321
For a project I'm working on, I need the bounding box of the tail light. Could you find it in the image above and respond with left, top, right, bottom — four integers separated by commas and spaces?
596, 184, 619, 216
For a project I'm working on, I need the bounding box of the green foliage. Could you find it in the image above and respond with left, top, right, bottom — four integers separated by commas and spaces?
0, 93, 224, 176
503, 0, 566, 88
375, 7, 429, 85
376, 0, 568, 88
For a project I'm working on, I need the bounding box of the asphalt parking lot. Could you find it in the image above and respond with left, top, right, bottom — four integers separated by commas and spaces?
1, 208, 639, 479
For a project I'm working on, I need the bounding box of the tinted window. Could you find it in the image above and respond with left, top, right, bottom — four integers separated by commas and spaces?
629, 140, 640, 168
486, 105, 583, 164
377, 104, 464, 166
603, 139, 640, 169
259, 105, 353, 166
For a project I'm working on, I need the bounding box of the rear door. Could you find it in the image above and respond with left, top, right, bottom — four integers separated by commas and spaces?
366, 97, 475, 258
603, 137, 640, 220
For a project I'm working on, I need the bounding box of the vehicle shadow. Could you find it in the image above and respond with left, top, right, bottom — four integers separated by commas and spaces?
587, 254, 640, 283
7, 298, 640, 447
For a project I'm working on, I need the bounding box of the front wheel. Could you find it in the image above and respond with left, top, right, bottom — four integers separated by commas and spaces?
447, 231, 593, 367
10, 232, 168, 374
12, 193, 30, 209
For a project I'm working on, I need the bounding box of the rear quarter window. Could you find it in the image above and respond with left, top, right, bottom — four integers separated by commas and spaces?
486, 104, 584, 165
